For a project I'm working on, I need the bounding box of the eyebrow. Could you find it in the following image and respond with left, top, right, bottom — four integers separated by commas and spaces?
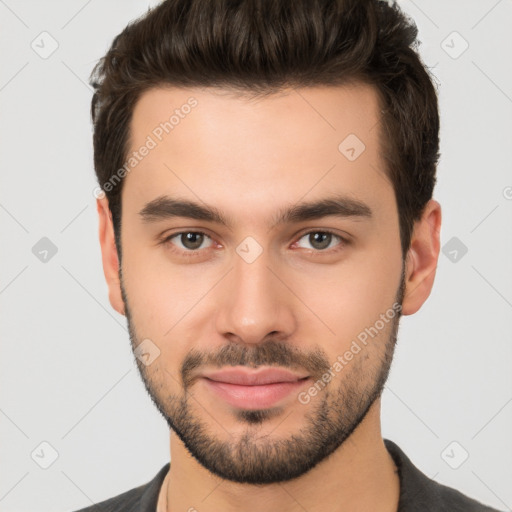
138, 194, 373, 229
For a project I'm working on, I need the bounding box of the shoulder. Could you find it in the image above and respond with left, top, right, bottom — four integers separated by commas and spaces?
384, 439, 502, 512
72, 485, 146, 512
70, 463, 170, 512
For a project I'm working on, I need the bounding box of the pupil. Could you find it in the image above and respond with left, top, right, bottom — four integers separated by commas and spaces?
183, 232, 203, 249
310, 232, 331, 250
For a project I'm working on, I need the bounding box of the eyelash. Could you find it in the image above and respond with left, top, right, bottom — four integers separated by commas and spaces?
160, 230, 349, 258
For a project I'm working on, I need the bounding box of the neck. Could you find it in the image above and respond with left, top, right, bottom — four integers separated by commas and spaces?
162, 399, 399, 512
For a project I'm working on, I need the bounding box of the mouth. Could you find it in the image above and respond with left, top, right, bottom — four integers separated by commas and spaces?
200, 367, 310, 410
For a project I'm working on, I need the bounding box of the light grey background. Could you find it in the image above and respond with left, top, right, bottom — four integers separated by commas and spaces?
1, 1, 511, 511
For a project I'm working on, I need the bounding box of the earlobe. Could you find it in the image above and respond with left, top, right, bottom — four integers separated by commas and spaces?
401, 199, 442, 316
97, 197, 126, 316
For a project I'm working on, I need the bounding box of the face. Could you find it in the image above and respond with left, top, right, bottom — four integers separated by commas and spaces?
104, 83, 413, 484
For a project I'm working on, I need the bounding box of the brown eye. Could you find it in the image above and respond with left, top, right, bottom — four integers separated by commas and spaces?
309, 232, 331, 250
164, 231, 213, 252
295, 231, 345, 251
180, 232, 205, 250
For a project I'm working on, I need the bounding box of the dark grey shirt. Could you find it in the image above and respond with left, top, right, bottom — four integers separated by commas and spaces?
72, 439, 502, 511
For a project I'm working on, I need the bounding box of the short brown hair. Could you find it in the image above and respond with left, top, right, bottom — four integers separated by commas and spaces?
90, 0, 440, 259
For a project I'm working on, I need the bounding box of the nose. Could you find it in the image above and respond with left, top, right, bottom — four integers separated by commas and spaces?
215, 248, 297, 346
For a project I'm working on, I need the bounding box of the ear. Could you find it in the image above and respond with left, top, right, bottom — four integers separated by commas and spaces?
401, 199, 442, 316
97, 197, 125, 316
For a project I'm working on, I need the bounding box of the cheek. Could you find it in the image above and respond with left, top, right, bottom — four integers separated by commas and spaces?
121, 248, 221, 367
291, 248, 402, 355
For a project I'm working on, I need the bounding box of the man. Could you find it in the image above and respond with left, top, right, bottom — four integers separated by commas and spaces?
78, 0, 501, 510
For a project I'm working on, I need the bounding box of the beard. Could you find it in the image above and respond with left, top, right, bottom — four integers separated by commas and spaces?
121, 265, 406, 485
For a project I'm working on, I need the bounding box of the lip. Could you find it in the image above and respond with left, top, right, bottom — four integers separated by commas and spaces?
202, 367, 309, 385
201, 367, 310, 410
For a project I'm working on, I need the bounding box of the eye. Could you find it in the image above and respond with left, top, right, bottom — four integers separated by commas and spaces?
163, 231, 214, 252
295, 231, 346, 251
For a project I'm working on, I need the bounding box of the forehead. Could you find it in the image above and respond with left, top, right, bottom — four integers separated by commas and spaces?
129, 83, 383, 153
123, 83, 393, 225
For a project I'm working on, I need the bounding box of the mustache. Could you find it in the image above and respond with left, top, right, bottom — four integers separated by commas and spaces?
181, 339, 331, 390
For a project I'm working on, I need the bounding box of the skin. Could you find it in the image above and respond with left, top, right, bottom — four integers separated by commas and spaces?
97, 83, 441, 512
